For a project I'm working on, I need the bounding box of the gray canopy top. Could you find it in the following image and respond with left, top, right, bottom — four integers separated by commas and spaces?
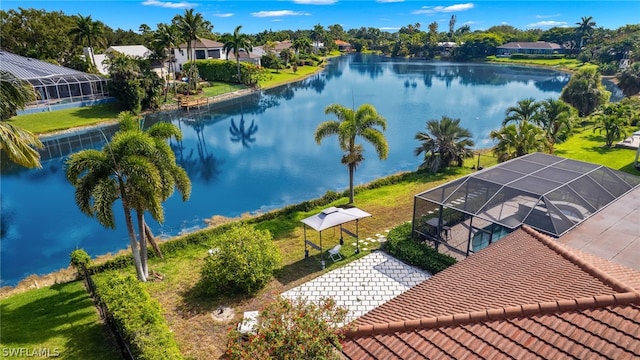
301, 206, 372, 232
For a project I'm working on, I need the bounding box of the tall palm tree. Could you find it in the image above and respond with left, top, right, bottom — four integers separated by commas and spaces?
414, 116, 475, 173
536, 98, 575, 151
490, 122, 550, 162
293, 37, 312, 55
223, 25, 252, 84
68, 14, 105, 68
314, 103, 388, 204
173, 9, 212, 91
65, 112, 191, 281
502, 97, 541, 126
311, 24, 325, 53
154, 23, 181, 100
576, 16, 596, 49
0, 70, 42, 168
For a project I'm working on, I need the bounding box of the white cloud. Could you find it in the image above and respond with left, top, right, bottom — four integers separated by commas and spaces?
252, 10, 311, 18
212, 13, 234, 18
526, 20, 568, 28
292, 0, 337, 4
413, 3, 474, 15
141, 0, 195, 9
535, 14, 560, 19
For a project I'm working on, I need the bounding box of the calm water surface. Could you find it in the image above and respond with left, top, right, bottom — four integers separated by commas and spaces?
3, 54, 609, 286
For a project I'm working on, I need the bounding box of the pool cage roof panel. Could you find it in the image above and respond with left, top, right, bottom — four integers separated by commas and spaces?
415, 153, 640, 237
0, 50, 106, 86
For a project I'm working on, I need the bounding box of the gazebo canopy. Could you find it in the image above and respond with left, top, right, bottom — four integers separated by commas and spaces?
301, 206, 371, 231
301, 206, 372, 267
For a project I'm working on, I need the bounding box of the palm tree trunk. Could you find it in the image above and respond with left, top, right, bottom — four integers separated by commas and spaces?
348, 163, 355, 204
236, 59, 241, 84
137, 211, 149, 279
122, 201, 146, 282
145, 223, 163, 259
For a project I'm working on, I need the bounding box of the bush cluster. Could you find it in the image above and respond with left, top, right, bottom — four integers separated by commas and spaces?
199, 224, 280, 296
95, 274, 183, 360
383, 222, 456, 274
226, 297, 347, 359
193, 59, 255, 85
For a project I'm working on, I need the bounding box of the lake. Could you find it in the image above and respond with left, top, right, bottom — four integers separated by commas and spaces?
1, 54, 617, 286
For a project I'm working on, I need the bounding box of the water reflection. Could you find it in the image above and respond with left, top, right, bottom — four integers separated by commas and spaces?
1, 54, 622, 286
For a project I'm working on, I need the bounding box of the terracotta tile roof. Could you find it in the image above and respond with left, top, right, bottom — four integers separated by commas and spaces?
341, 226, 640, 359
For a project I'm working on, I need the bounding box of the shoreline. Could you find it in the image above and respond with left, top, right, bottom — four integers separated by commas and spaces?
3, 56, 614, 296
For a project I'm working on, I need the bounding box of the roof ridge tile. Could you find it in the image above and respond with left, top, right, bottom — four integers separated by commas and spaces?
521, 226, 638, 293
344, 292, 640, 338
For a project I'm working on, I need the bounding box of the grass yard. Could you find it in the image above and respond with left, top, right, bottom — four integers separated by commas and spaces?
258, 64, 325, 89
0, 281, 120, 360
9, 103, 124, 135
485, 56, 598, 72
554, 124, 640, 173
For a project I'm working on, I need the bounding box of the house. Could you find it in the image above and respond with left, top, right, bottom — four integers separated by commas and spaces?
173, 38, 225, 72
335, 40, 352, 52
496, 41, 565, 57
341, 225, 640, 359
226, 47, 264, 67
436, 41, 457, 57
86, 45, 152, 75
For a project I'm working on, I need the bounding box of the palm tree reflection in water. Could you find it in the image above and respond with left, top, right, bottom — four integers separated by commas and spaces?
229, 107, 258, 148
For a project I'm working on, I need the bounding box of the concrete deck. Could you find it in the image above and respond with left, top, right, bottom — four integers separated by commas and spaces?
281, 251, 431, 323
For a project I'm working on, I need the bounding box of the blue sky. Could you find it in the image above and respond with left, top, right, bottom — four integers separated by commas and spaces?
3, 1, 638, 35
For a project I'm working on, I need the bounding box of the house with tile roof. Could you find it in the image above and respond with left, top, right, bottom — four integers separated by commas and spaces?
335, 40, 352, 52
341, 225, 640, 359
496, 41, 565, 57
173, 38, 225, 72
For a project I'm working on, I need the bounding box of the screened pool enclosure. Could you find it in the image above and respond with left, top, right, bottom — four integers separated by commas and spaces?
413, 153, 640, 258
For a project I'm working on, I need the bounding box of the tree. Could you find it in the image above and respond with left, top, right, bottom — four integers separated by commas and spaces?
560, 67, 610, 117
173, 9, 212, 91
414, 116, 475, 173
223, 25, 253, 84
314, 104, 388, 204
154, 23, 181, 101
0, 70, 43, 168
293, 36, 312, 55
199, 224, 280, 295
536, 98, 575, 150
226, 297, 348, 359
576, 16, 596, 49
502, 98, 542, 126
490, 122, 550, 162
311, 24, 326, 53
65, 112, 191, 281
616, 62, 640, 97
68, 14, 105, 69
592, 103, 629, 147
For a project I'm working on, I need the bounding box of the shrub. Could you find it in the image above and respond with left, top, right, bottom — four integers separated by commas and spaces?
199, 224, 280, 296
96, 274, 183, 360
69, 249, 91, 276
226, 297, 347, 359
384, 222, 456, 274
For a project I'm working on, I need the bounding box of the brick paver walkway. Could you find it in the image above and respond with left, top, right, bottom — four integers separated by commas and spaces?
281, 251, 431, 323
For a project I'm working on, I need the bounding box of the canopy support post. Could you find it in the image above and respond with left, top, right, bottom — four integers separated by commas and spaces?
320, 231, 325, 269
304, 225, 308, 258
355, 219, 360, 254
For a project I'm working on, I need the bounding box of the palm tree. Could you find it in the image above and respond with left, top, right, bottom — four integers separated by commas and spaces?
311, 24, 325, 53
314, 103, 388, 204
68, 14, 105, 69
414, 116, 475, 173
223, 25, 252, 84
502, 98, 541, 126
0, 70, 42, 168
173, 9, 212, 91
293, 37, 312, 55
592, 104, 628, 147
576, 16, 596, 49
536, 98, 575, 151
65, 112, 191, 281
154, 23, 181, 100
490, 122, 550, 162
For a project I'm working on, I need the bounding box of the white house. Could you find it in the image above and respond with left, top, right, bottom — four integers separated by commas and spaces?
85, 45, 153, 75
173, 38, 225, 72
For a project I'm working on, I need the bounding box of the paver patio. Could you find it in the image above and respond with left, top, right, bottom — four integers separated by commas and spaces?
281, 251, 431, 323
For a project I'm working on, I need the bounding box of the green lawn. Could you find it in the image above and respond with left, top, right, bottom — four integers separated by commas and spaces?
259, 64, 324, 89
485, 56, 598, 72
0, 281, 120, 360
9, 103, 123, 135
554, 124, 639, 173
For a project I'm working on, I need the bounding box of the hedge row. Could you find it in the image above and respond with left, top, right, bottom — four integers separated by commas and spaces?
95, 274, 183, 360
383, 222, 457, 274
191, 59, 255, 84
